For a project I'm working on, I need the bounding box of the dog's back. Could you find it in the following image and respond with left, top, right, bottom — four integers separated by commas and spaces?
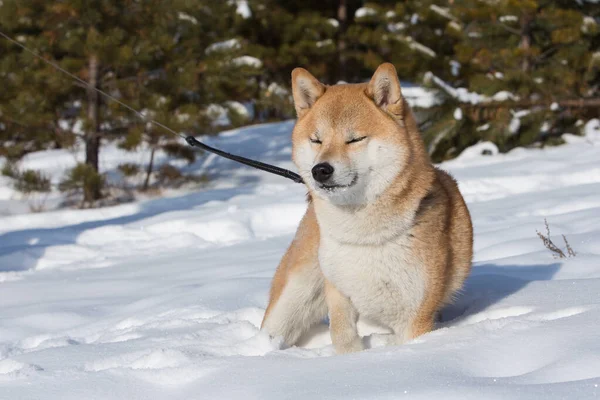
436, 169, 473, 302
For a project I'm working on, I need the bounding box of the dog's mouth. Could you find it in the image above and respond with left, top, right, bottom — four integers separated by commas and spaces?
318, 175, 358, 192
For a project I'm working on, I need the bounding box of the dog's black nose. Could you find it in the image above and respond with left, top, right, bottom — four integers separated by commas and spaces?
312, 163, 334, 183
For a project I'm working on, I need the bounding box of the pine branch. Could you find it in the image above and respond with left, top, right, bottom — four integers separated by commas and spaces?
496, 22, 521, 36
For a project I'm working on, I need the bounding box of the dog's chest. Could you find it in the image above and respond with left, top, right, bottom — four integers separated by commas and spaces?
319, 234, 425, 322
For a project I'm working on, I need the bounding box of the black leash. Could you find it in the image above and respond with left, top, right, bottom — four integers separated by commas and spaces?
0, 30, 304, 185
184, 136, 303, 183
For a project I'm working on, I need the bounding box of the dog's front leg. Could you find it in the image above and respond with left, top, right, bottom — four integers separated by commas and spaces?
325, 280, 363, 354
262, 261, 326, 347
262, 206, 327, 347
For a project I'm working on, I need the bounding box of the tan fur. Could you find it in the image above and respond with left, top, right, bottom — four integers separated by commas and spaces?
261, 204, 321, 326
261, 63, 473, 353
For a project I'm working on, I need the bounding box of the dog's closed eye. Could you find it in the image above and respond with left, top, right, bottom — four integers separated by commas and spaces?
346, 136, 367, 144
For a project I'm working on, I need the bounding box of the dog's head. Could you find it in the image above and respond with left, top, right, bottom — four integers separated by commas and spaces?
291, 63, 412, 206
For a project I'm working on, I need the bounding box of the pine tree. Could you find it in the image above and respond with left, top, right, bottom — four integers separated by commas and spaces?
0, 0, 177, 200
1, 0, 598, 183
234, 0, 340, 119
0, 0, 76, 161
115, 1, 267, 190
423, 0, 600, 160
0, 1, 253, 199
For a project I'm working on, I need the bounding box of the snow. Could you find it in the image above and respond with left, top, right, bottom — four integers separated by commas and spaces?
509, 110, 531, 135
327, 18, 339, 28
450, 60, 461, 76
2, 120, 600, 399
499, 15, 518, 23
584, 118, 600, 141
404, 37, 436, 58
429, 5, 455, 21
454, 107, 463, 120
206, 104, 231, 127
541, 121, 551, 132
315, 39, 333, 48
355, 7, 377, 18
476, 123, 490, 132
400, 84, 442, 109
231, 56, 262, 68
426, 72, 488, 104
205, 38, 241, 54
508, 117, 521, 134
387, 22, 406, 33
225, 101, 252, 120
427, 73, 523, 105
581, 16, 597, 34
266, 82, 289, 98
234, 0, 251, 19
204, 102, 252, 128
177, 12, 198, 25
449, 21, 462, 32
492, 90, 518, 102
58, 119, 84, 135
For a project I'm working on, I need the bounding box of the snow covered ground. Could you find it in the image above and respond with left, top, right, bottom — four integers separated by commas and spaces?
1, 120, 600, 399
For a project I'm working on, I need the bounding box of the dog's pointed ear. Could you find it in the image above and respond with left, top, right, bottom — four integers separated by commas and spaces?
366, 63, 403, 116
291, 68, 326, 118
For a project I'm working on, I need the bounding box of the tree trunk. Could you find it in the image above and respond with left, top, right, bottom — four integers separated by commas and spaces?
142, 146, 156, 191
337, 0, 348, 82
519, 15, 533, 73
85, 54, 101, 202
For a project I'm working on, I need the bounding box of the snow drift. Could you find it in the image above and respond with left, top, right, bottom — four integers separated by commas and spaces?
1, 120, 600, 399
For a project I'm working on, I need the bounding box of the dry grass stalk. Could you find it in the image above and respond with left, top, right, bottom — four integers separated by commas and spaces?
536, 219, 576, 259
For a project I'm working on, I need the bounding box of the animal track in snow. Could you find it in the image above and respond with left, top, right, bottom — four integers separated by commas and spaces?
0, 359, 43, 380
85, 349, 189, 372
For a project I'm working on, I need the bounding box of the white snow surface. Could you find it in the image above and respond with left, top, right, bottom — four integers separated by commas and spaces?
1, 121, 600, 399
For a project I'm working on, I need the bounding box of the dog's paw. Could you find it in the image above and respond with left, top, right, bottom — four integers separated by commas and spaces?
257, 330, 289, 351
363, 333, 394, 349
334, 337, 364, 354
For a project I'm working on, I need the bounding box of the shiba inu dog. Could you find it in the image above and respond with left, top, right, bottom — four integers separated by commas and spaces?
261, 63, 473, 354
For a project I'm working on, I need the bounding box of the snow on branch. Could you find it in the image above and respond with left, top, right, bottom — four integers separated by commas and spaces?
395, 36, 437, 58
429, 5, 458, 21
424, 72, 599, 110
424, 72, 490, 104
